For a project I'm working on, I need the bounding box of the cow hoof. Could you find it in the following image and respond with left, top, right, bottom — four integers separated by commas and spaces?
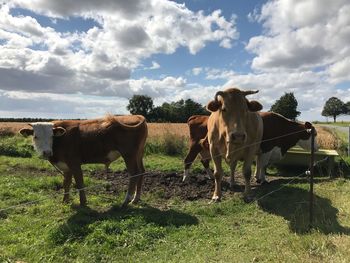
62, 197, 71, 204
209, 197, 221, 204
243, 195, 254, 203
131, 198, 141, 204
121, 202, 129, 209
79, 201, 88, 207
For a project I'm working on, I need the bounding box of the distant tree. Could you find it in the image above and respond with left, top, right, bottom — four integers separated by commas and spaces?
322, 97, 346, 122
127, 95, 154, 120
270, 92, 301, 120
344, 101, 350, 115
149, 98, 208, 122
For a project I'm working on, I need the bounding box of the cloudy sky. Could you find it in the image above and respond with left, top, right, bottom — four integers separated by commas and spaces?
1, 0, 350, 121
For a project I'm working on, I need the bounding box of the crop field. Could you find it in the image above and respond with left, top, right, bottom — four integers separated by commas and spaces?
1, 122, 350, 262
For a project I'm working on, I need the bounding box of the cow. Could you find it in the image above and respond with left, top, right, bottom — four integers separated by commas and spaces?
183, 112, 318, 184
19, 115, 148, 207
183, 115, 212, 181
206, 87, 263, 202
255, 112, 318, 183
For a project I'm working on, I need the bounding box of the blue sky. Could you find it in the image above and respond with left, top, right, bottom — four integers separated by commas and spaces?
1, 0, 350, 121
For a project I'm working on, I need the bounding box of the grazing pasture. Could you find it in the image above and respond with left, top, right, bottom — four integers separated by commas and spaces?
1, 122, 350, 262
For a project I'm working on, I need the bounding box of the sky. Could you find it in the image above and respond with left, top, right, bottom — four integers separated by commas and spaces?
1, 0, 350, 121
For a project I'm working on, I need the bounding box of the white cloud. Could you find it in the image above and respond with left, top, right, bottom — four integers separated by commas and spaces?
0, 0, 238, 98
129, 76, 187, 97
0, 90, 129, 118
246, 0, 350, 74
192, 67, 203, 76
145, 61, 160, 70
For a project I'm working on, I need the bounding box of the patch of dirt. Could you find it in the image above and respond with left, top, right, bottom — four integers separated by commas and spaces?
90, 170, 264, 201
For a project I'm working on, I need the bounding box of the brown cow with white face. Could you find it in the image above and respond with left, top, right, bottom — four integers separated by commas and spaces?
19, 115, 148, 207
206, 87, 263, 202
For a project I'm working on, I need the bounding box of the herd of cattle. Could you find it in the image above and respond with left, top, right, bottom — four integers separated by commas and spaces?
19, 87, 318, 206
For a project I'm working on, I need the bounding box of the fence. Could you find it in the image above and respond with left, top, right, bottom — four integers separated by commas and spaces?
0, 127, 345, 233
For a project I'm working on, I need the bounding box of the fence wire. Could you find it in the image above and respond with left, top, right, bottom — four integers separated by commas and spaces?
0, 128, 334, 213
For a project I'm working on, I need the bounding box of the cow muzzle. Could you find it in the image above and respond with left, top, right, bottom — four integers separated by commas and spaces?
228, 131, 247, 144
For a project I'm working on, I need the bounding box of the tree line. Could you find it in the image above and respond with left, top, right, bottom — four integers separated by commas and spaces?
127, 92, 301, 122
0, 93, 346, 123
127, 95, 209, 122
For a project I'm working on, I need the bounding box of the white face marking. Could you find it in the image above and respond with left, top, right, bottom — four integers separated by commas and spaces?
31, 122, 54, 158
107, 151, 120, 162
297, 137, 319, 152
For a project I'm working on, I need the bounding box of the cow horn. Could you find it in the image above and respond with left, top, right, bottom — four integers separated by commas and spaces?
214, 91, 225, 101
242, 90, 259, 96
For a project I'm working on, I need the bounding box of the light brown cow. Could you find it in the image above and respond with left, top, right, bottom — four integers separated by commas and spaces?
206, 88, 263, 202
19, 115, 148, 207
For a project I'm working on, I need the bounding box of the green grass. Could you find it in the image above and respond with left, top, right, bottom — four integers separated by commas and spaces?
1, 136, 350, 262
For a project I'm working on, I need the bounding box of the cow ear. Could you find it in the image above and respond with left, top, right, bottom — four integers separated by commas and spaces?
19, 128, 34, 137
206, 100, 222, 112
53, 127, 66, 137
305, 122, 312, 129
247, 100, 263, 112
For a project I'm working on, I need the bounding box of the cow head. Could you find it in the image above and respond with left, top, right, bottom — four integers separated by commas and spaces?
296, 122, 319, 152
207, 88, 262, 148
19, 123, 66, 159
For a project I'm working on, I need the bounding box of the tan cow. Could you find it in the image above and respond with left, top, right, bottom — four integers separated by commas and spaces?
19, 115, 148, 207
206, 88, 263, 202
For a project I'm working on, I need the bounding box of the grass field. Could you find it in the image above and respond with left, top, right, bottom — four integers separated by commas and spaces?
1, 123, 350, 262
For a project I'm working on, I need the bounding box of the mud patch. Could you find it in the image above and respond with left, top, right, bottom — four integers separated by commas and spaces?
90, 170, 263, 201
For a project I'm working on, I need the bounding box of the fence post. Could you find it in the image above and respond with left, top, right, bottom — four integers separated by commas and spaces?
309, 127, 316, 230
348, 126, 350, 157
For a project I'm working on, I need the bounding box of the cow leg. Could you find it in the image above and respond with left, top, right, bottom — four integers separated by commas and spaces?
132, 159, 145, 204
229, 160, 238, 190
183, 142, 202, 181
242, 156, 254, 202
62, 171, 72, 203
72, 166, 87, 206
211, 148, 223, 202
105, 162, 111, 173
122, 156, 139, 207
256, 151, 271, 183
199, 150, 213, 179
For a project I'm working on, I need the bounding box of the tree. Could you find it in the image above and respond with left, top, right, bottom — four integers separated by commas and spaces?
322, 97, 345, 122
127, 95, 154, 120
270, 92, 300, 120
148, 98, 208, 122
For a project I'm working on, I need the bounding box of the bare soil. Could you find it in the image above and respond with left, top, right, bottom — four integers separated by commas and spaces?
90, 170, 265, 201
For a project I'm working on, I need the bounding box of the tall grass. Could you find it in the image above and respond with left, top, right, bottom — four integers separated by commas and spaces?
145, 132, 187, 156
0, 135, 34, 158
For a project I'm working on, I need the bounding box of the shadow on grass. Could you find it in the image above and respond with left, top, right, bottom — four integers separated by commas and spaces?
257, 178, 350, 235
50, 204, 198, 245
